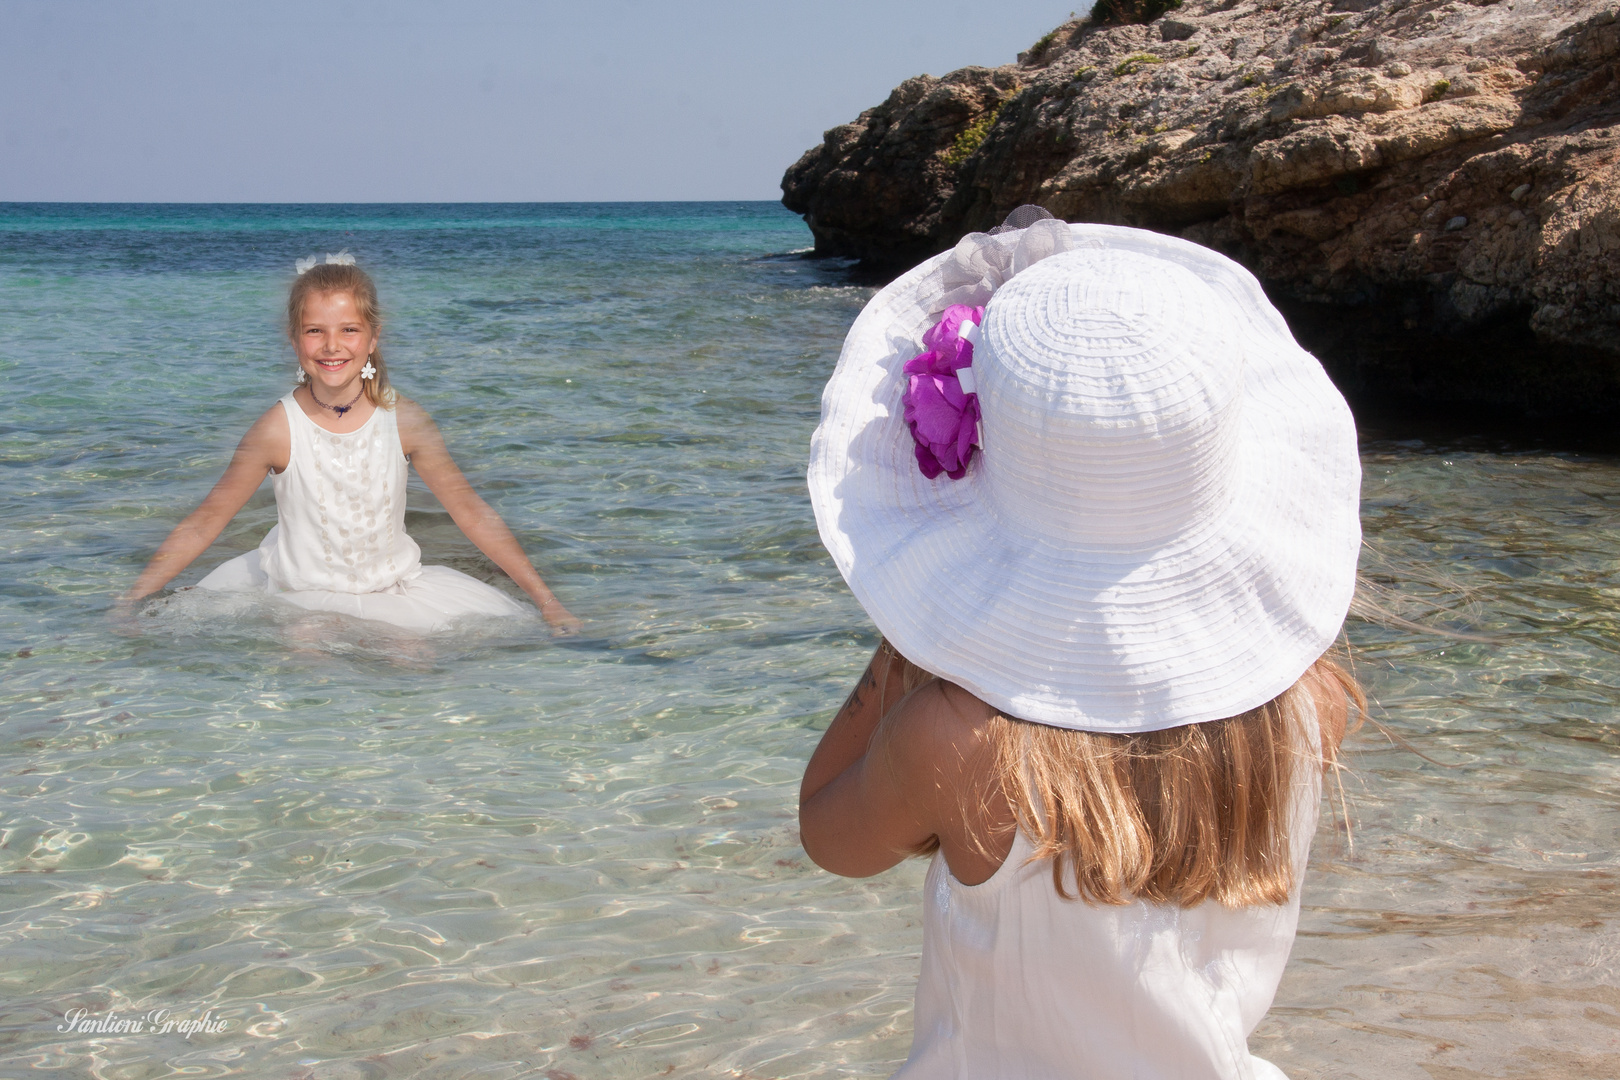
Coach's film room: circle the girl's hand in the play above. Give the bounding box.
[538,595,583,635]
[108,593,144,637]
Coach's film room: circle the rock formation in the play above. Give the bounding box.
[783,0,1620,418]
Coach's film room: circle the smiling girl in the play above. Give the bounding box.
[126,253,580,633]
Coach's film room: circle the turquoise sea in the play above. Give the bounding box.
[1,202,1617,1079]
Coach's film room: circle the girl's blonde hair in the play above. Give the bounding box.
[896,653,1362,908]
[287,263,395,409]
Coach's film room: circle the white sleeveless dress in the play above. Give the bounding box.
[196,394,528,632]
[896,716,1323,1079]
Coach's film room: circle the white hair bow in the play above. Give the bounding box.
[295,250,357,274]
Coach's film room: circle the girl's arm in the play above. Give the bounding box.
[125,405,290,602]
[800,641,912,807]
[800,642,1009,881]
[396,398,581,632]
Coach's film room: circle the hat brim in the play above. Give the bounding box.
[808,224,1360,732]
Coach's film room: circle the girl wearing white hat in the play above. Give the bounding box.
[801,211,1364,1079]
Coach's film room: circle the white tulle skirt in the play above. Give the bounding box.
[196,549,529,633]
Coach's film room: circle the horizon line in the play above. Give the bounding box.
[0,198,794,207]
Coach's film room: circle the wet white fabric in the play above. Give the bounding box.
[896,713,1323,1080]
[196,394,527,632]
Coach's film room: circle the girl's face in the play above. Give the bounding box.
[293,290,379,391]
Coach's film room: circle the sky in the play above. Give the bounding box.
[1,0,1081,203]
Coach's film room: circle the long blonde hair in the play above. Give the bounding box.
[896,653,1361,907]
[287,262,394,408]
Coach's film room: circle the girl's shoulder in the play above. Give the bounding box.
[236,397,293,473]
[391,395,449,459]
[391,393,429,433]
[248,396,293,435]
[878,680,1002,801]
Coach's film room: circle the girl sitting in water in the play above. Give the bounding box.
[801,211,1363,1078]
[127,254,580,634]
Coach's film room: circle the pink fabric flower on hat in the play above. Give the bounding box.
[902,304,985,480]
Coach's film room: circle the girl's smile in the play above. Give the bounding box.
[294,290,378,391]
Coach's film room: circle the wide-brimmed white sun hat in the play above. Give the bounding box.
[807,215,1361,733]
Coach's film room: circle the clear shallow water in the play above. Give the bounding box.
[0,203,1616,1079]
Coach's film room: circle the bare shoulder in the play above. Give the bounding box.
[878,678,1013,881]
[393,394,430,428]
[879,679,1000,787]
[240,401,291,470]
[248,399,290,432]
[392,396,445,456]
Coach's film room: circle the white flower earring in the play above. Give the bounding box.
[296,368,308,385]
[360,357,377,381]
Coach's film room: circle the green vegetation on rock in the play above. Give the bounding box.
[1114,53,1164,76]
[944,105,1003,166]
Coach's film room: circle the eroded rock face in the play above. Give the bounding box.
[782,0,1620,416]
[781,66,1024,267]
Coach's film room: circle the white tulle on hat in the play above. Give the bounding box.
[807,218,1361,732]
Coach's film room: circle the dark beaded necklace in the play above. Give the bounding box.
[308,384,364,418]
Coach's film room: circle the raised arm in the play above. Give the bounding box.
[801,641,913,808]
[800,642,1013,883]
[125,404,290,602]
[396,397,580,632]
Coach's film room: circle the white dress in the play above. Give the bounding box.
[196,393,528,632]
[896,711,1323,1079]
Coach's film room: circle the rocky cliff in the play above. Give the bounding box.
[783,0,1620,418]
